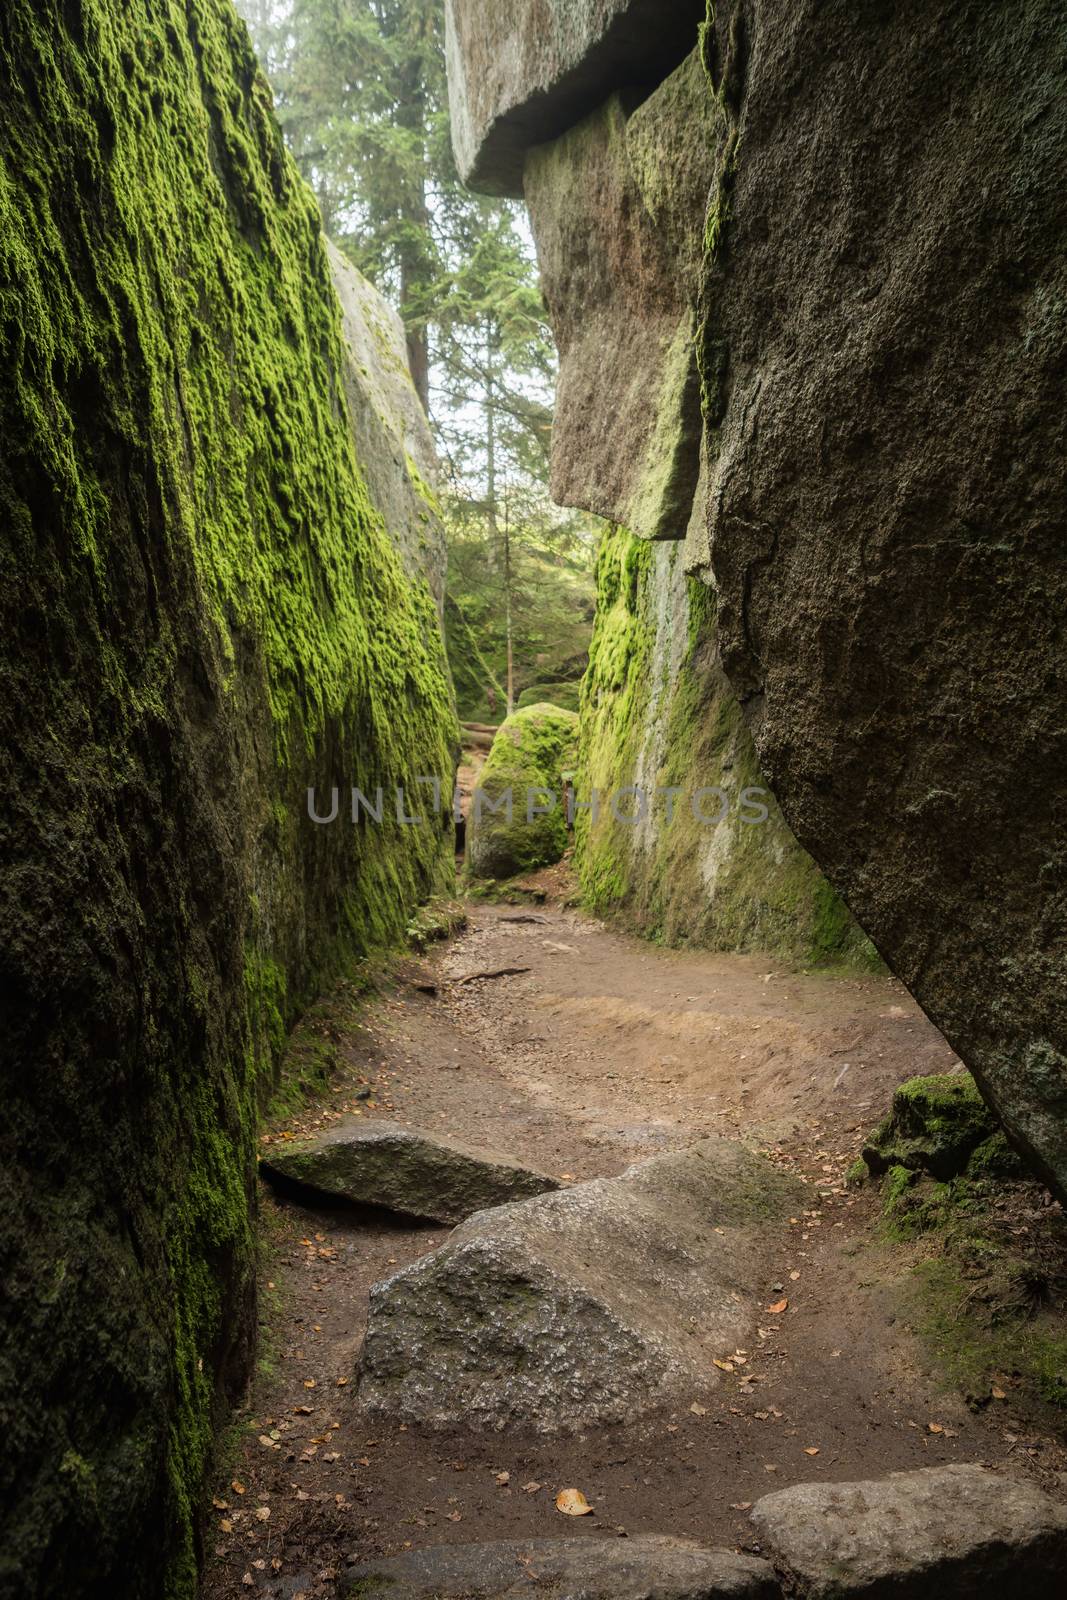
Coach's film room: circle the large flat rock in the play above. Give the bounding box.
[259,1123,559,1225]
[343,1535,779,1599]
[751,1464,1067,1598]
[357,1138,802,1430]
[445,0,706,195]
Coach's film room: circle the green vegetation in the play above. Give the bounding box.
[237,0,596,722]
[576,525,875,966]
[855,1073,1067,1416]
[445,497,596,723]
[0,1,455,1593]
[467,704,579,879]
[877,1163,1067,1416]
[862,1073,1021,1182]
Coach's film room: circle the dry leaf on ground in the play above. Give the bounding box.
[556,1488,594,1516]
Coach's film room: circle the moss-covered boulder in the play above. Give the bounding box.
[467,704,579,879]
[862,1075,1005,1182]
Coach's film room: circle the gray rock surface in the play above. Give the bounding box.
[697,0,1067,1197]
[343,1535,779,1599]
[751,1464,1067,1598]
[448,0,1067,1198]
[259,1122,559,1225]
[445,0,706,195]
[357,1138,802,1430]
[524,65,716,541]
[328,240,447,612]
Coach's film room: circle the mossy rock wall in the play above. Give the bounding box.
[0,3,455,1594]
[576,526,874,965]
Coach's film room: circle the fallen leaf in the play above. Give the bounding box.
[241,1574,254,1588]
[322,1451,340,1463]
[303,1379,316,1390]
[713,1359,735,1372]
[231,1480,246,1496]
[556,1488,594,1517]
[804,1447,820,1457]
[447,1511,463,1522]
[522,1481,542,1494]
[254,1506,271,1522]
[928,1422,944,1434]
[294,1405,314,1415]
[767,1299,789,1315]
[789,1271,801,1282]
[992,1386,1007,1401]
[336,1377,349,1387]
[212,1498,229,1511]
[690,1402,707,1416]
[730,1501,753,1511]
[219,1519,233,1534]
[495,1471,510,1485]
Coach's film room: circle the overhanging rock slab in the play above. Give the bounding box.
[524,50,720,541]
[445,0,706,195]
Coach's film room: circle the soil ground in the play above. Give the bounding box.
[203,883,1067,1599]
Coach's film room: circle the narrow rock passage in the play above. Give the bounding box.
[204,900,1067,1599]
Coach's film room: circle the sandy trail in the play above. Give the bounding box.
[203,900,1064,1599]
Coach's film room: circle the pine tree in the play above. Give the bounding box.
[236,0,597,720]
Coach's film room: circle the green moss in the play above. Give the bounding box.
[868,1127,1067,1415]
[863,1073,1001,1181]
[575,525,872,967]
[0,1,456,1593]
[467,703,579,880]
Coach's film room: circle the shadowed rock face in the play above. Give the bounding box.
[446,0,1067,1197]
[700,0,1067,1196]
[524,51,720,540]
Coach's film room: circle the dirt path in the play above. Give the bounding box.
[203,898,1066,1599]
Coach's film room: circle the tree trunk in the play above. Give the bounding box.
[397,4,433,411]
